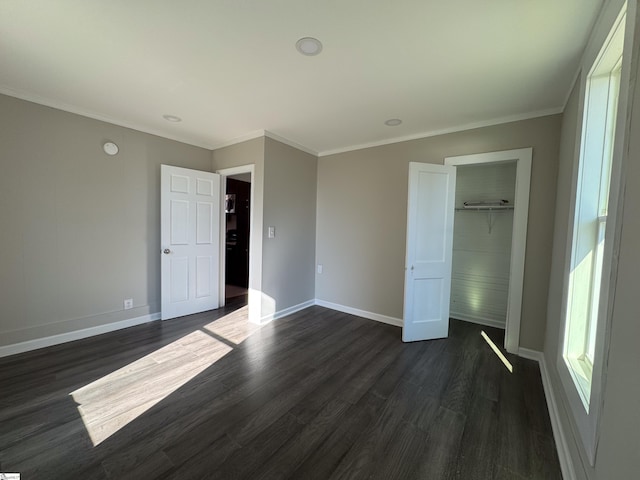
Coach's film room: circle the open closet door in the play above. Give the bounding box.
[403,162,456,342]
[161,165,221,320]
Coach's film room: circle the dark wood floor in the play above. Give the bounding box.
[0,301,561,479]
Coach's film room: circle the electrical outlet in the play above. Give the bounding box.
[317,264,323,274]
[124,298,133,310]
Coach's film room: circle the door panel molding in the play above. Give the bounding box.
[403,162,457,342]
[161,165,221,320]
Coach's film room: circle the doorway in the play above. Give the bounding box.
[217,164,257,316]
[223,173,251,304]
[445,148,532,353]
[449,162,516,328]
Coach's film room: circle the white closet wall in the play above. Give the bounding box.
[450,162,516,328]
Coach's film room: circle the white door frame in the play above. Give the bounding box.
[444,148,532,354]
[217,165,260,323]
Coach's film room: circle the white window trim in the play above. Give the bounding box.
[556,0,636,466]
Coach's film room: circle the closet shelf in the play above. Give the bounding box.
[455,204,514,234]
[455,206,514,211]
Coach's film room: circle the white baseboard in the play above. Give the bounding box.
[2,298,316,357]
[517,347,542,361]
[259,299,315,324]
[518,348,576,480]
[0,312,161,359]
[314,299,403,327]
[450,312,506,329]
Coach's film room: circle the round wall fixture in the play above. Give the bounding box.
[296,37,323,56]
[384,118,402,127]
[103,142,119,155]
[163,114,182,123]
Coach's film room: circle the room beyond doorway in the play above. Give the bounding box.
[224,174,251,303]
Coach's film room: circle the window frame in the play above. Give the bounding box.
[556,0,635,466]
[563,36,623,409]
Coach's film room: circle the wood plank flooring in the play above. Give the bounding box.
[0,301,562,479]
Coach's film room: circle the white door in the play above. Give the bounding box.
[403,162,456,342]
[161,165,221,320]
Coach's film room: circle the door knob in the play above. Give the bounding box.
[163,249,171,254]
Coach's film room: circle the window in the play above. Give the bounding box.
[563,6,625,411]
[557,1,632,465]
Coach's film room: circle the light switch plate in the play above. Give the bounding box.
[268,226,275,238]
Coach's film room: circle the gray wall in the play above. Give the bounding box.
[212,137,317,319]
[0,94,212,346]
[316,115,562,350]
[543,10,640,477]
[595,44,640,476]
[212,137,265,319]
[543,78,590,478]
[0,103,316,348]
[211,137,265,171]
[263,137,317,312]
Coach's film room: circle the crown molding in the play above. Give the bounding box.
[210,130,267,150]
[0,85,215,150]
[211,129,318,156]
[562,66,583,110]
[263,130,318,156]
[1,86,564,160]
[317,107,564,157]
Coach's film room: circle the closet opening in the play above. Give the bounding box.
[450,162,516,330]
[445,148,532,353]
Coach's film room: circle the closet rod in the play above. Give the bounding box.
[454,206,514,211]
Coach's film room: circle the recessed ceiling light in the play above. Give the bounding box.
[163,114,182,123]
[385,118,402,126]
[103,142,119,156]
[296,37,323,56]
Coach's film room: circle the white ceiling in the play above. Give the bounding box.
[0,0,602,156]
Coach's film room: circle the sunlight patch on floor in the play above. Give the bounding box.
[71,323,239,446]
[481,330,513,373]
[202,305,259,344]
